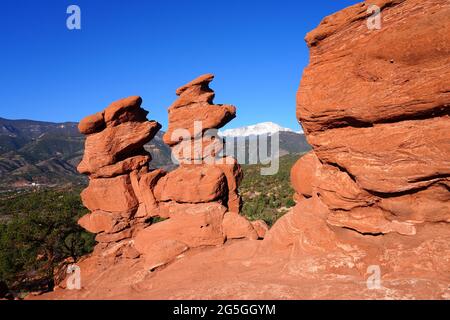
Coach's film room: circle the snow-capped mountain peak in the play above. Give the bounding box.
[219,122,301,138]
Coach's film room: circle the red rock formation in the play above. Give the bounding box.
[75,75,264,274]
[133,75,262,268]
[265,0,450,291]
[156,75,247,218]
[76,97,161,254]
[293,0,450,234]
[163,74,236,146]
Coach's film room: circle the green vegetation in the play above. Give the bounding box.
[0,188,95,294]
[240,153,304,226]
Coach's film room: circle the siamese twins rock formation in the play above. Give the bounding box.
[40,0,449,300]
[76,74,266,271]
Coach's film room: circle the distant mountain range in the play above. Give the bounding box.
[220,122,310,161]
[219,122,303,137]
[0,117,171,189]
[0,117,310,189]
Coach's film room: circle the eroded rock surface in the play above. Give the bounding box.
[292,0,450,235]
[134,74,262,266]
[264,0,450,295]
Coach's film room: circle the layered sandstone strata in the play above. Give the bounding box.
[77,96,161,255]
[295,0,450,234]
[265,0,450,289]
[134,74,266,270]
[156,74,247,216]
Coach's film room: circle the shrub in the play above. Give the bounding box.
[0,189,95,294]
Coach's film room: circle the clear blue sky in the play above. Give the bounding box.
[0,0,359,131]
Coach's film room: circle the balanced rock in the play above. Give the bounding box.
[77,96,163,249]
[73,77,264,288]
[78,111,105,135]
[132,75,262,265]
[156,75,246,215]
[77,121,159,176]
[163,74,236,146]
[103,96,148,127]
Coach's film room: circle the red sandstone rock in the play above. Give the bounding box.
[77,121,160,175]
[292,151,376,211]
[290,151,320,198]
[129,170,143,201]
[171,134,224,164]
[175,73,215,102]
[251,220,269,239]
[216,157,243,213]
[163,74,236,146]
[164,105,235,146]
[294,0,450,234]
[78,111,105,134]
[158,74,244,222]
[89,155,150,178]
[134,204,148,219]
[262,196,337,254]
[134,203,227,251]
[314,163,376,211]
[300,1,450,132]
[154,165,227,203]
[76,81,252,263]
[122,244,141,259]
[155,201,195,218]
[140,240,189,271]
[156,201,220,219]
[103,96,148,127]
[77,211,117,234]
[222,212,258,240]
[378,183,450,223]
[138,169,166,216]
[95,228,133,243]
[77,96,160,176]
[309,117,450,194]
[327,207,416,236]
[81,175,138,213]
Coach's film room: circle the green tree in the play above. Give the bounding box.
[0,189,95,293]
[240,153,305,225]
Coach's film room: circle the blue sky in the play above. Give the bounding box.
[0,0,359,131]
